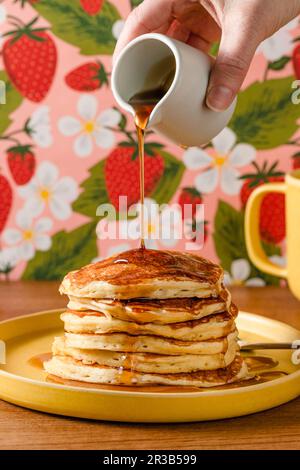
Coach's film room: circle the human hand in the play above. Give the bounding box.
[113,0,300,111]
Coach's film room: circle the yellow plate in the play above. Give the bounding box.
[0,310,299,422]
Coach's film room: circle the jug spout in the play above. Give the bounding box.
[147,106,162,127]
[111,33,178,120]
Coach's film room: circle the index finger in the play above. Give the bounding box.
[113,0,174,63]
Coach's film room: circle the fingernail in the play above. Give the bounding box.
[206,86,234,112]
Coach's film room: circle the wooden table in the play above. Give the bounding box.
[0,282,299,450]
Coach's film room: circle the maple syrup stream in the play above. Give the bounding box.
[129,89,167,249]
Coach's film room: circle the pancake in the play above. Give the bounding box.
[61,305,237,341]
[52,336,238,373]
[44,355,248,387]
[67,288,231,324]
[46,248,248,388]
[60,249,224,299]
[65,330,238,356]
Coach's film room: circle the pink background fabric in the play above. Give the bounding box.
[0,0,299,285]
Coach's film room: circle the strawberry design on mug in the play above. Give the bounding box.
[292,43,300,79]
[292,151,300,170]
[240,161,286,244]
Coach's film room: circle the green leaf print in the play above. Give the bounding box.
[72,159,108,218]
[0,71,23,135]
[229,77,300,149]
[268,56,291,71]
[72,149,185,218]
[130,0,144,8]
[213,200,281,286]
[32,0,120,55]
[210,42,220,57]
[150,149,185,204]
[22,221,98,280]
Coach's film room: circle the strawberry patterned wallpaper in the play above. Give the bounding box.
[0,0,299,285]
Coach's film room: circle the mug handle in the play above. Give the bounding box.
[245,182,288,279]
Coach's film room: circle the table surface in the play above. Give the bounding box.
[0,281,299,450]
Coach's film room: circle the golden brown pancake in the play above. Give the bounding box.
[61,305,237,341]
[67,288,231,324]
[45,248,248,389]
[52,336,238,373]
[64,330,238,356]
[44,355,248,387]
[60,249,224,299]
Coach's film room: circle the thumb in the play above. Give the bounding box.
[206,15,262,111]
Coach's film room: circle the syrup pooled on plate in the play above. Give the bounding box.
[28,352,52,369]
[30,352,287,392]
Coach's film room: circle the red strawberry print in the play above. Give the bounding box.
[178,187,203,219]
[15,1,39,5]
[292,152,300,169]
[178,187,207,243]
[293,44,300,79]
[0,175,13,233]
[2,17,57,103]
[65,62,109,92]
[203,220,208,242]
[185,219,208,244]
[192,220,208,243]
[80,0,104,15]
[7,145,36,186]
[104,142,165,210]
[240,162,285,244]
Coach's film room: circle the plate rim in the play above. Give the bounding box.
[0,309,299,398]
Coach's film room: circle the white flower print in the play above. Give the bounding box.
[183,205,206,250]
[28,106,53,148]
[0,247,19,273]
[58,94,121,158]
[127,199,183,249]
[224,259,266,287]
[140,201,184,249]
[258,18,298,62]
[0,5,6,24]
[3,210,53,261]
[112,20,125,39]
[97,199,184,250]
[0,4,6,48]
[269,255,287,267]
[183,127,256,195]
[18,161,78,221]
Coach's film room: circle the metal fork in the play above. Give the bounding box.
[239,341,300,351]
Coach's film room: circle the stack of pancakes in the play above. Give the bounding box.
[45,249,248,387]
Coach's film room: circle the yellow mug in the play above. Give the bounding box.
[245,170,300,300]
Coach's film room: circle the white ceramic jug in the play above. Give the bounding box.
[112,33,236,147]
